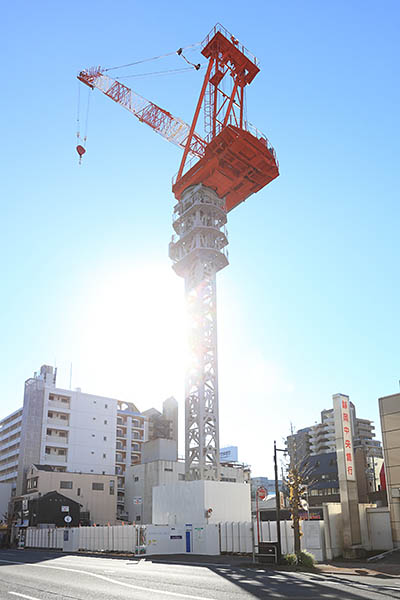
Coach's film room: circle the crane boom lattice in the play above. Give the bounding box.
[77,69,207,157]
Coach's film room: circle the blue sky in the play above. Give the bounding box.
[1,1,399,475]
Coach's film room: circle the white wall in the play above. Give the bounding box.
[366,507,393,551]
[260,520,326,562]
[26,523,220,556]
[60,388,117,475]
[153,480,251,526]
[126,461,185,524]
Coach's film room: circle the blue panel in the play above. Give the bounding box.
[185,531,191,553]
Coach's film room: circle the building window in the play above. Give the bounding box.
[93,417,96,421]
[91,451,94,455]
[45,447,51,454]
[92,483,104,491]
[103,454,106,459]
[48,412,53,418]
[104,420,108,425]
[109,480,115,495]
[105,404,108,409]
[178,474,185,481]
[77,488,81,496]
[92,434,95,438]
[60,415,67,420]
[134,476,139,482]
[58,449,66,455]
[104,436,107,441]
[59,431,67,437]
[60,481,73,489]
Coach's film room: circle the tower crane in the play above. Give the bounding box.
[78,23,279,481]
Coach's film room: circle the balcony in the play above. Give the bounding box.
[46,435,68,447]
[0,459,18,472]
[47,414,70,428]
[0,470,17,482]
[48,400,71,411]
[44,453,67,464]
[0,438,21,451]
[0,448,19,462]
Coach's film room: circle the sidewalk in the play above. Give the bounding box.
[316,560,400,578]
[149,553,400,578]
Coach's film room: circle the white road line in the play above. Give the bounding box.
[0,559,216,600]
[9,593,41,600]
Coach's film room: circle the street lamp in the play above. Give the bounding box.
[274,440,287,560]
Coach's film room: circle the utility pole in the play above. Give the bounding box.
[274,440,286,560]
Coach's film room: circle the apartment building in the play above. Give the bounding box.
[287,401,383,461]
[0,365,153,520]
[0,408,23,487]
[286,396,383,506]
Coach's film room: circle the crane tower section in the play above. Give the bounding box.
[169,183,228,481]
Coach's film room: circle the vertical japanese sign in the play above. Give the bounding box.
[340,396,355,481]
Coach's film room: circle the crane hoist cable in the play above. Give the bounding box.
[103,42,200,72]
[115,65,205,80]
[76,86,92,164]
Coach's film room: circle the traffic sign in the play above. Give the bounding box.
[257,487,268,501]
[64,515,72,523]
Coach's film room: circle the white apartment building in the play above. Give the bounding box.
[0,408,23,486]
[1,365,147,520]
[309,404,383,458]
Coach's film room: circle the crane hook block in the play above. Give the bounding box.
[76,145,86,157]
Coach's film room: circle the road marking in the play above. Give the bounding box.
[9,593,41,600]
[0,559,217,600]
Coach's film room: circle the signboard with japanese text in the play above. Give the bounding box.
[339,396,355,481]
[220,446,238,463]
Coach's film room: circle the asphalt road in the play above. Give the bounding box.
[0,549,399,599]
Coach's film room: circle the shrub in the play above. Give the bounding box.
[284,553,298,565]
[298,550,316,567]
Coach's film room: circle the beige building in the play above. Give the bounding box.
[24,464,117,525]
[379,393,400,547]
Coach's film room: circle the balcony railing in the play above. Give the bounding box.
[44,454,67,464]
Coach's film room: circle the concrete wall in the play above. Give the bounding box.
[152,480,251,526]
[125,460,185,524]
[0,483,12,520]
[366,507,393,551]
[379,393,400,547]
[323,502,393,558]
[141,439,178,464]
